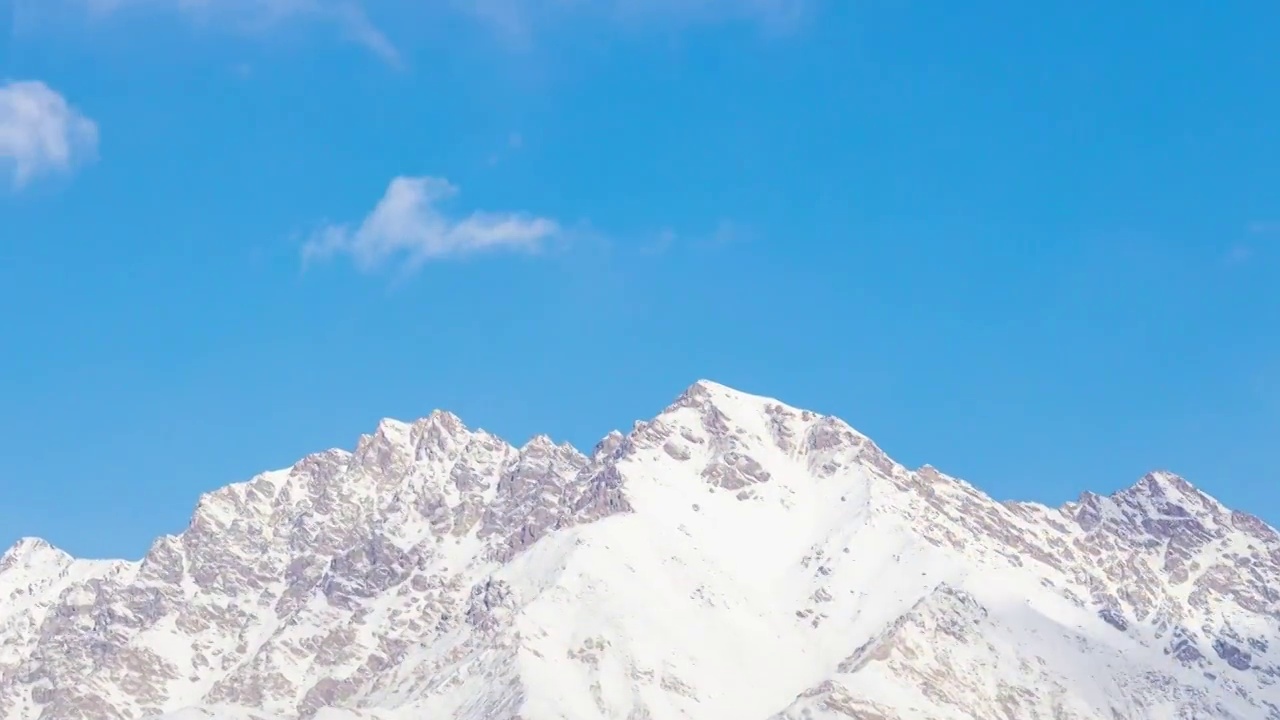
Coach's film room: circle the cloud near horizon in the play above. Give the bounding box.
[0,81,99,189]
[302,176,561,273]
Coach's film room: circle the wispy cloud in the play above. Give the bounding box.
[642,219,750,254]
[705,218,749,247]
[462,0,814,39]
[486,131,525,167]
[26,0,814,62]
[1225,244,1254,265]
[302,176,560,273]
[1225,221,1279,265]
[641,227,678,255]
[611,0,812,30]
[0,80,99,189]
[42,0,399,64]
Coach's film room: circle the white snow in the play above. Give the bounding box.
[3,380,1277,720]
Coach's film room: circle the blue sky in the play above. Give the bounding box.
[2,1,1277,560]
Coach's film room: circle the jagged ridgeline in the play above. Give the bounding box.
[3,381,1278,720]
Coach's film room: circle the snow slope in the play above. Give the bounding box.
[2,381,1278,720]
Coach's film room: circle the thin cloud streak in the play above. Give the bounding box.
[1225,245,1254,265]
[36,0,400,64]
[638,219,750,255]
[456,0,816,40]
[21,0,817,62]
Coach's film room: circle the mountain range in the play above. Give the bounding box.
[2,380,1278,719]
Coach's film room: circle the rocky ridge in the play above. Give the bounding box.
[1,380,1277,719]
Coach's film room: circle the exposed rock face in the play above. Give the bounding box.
[2,380,1277,720]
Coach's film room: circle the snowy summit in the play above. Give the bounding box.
[2,381,1278,719]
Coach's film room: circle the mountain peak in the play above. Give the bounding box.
[419,408,465,432]
[0,536,67,568]
[1064,470,1242,541]
[668,378,789,418]
[1130,470,1196,496]
[679,378,758,402]
[685,377,734,394]
[520,433,561,452]
[3,536,52,555]
[1114,470,1226,515]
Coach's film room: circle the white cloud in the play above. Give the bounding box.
[303,176,560,272]
[0,81,99,189]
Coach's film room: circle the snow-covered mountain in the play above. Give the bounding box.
[3,380,1278,720]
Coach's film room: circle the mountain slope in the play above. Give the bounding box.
[2,381,1278,720]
